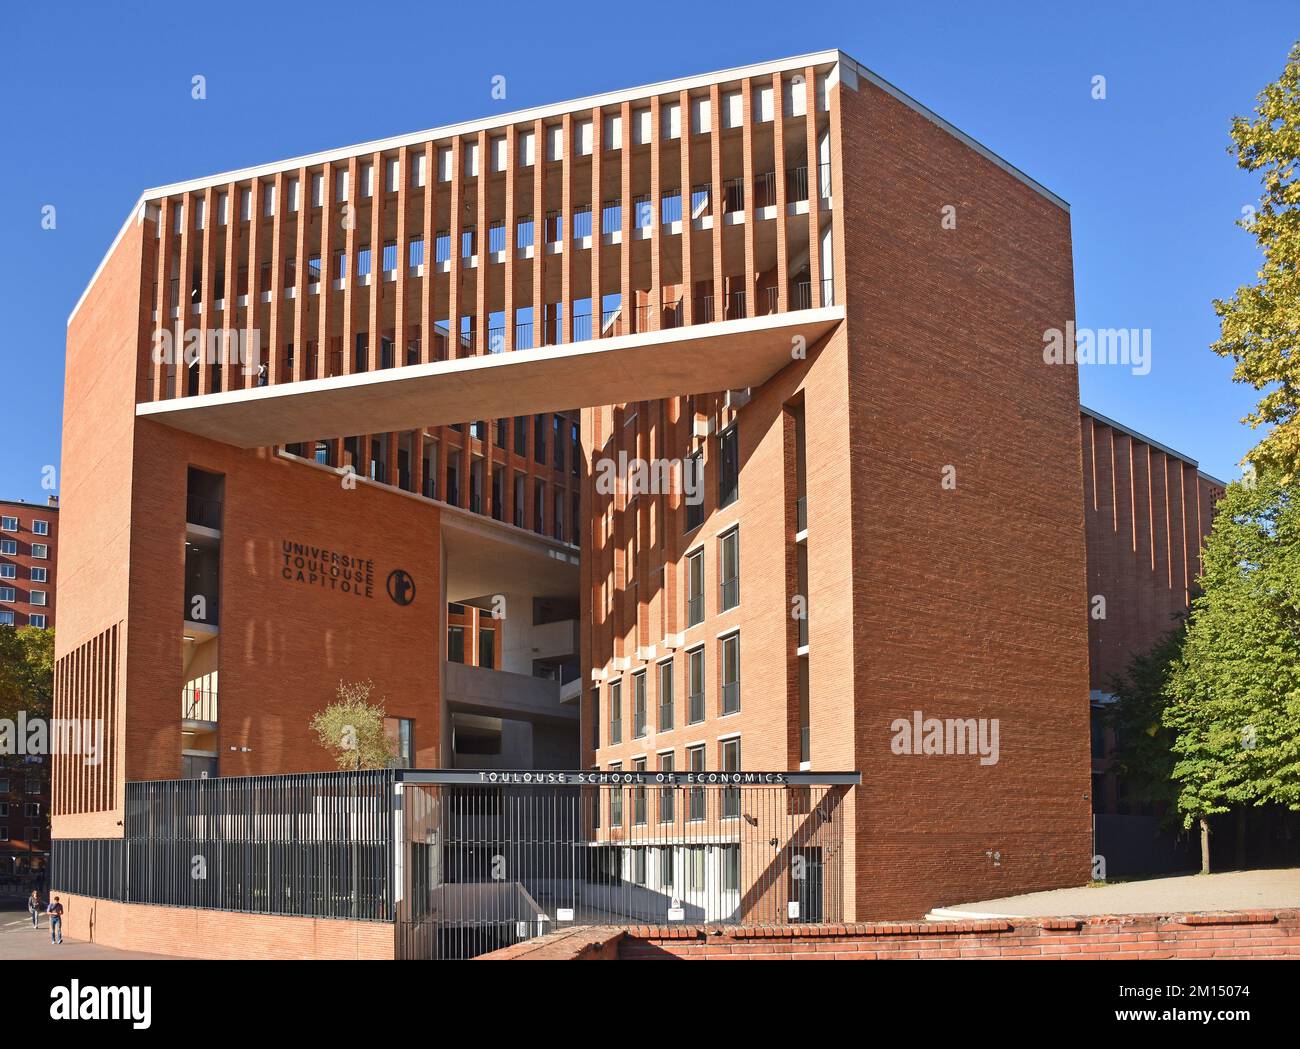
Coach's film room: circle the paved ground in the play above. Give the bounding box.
[0,906,174,960]
[930,867,1300,919]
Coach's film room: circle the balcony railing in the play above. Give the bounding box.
[182,686,217,723]
[186,496,222,531]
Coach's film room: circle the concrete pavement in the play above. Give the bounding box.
[930,867,1300,919]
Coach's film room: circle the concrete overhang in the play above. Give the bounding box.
[135,307,845,448]
[441,507,579,603]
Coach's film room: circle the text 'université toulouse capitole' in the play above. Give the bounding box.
[55,47,1222,919]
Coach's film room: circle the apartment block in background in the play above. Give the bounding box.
[0,496,58,629]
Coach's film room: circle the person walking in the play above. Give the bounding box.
[27,890,41,928]
[47,896,63,945]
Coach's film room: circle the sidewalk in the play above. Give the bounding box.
[930,867,1300,919]
[0,913,175,960]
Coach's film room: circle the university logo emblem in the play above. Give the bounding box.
[386,569,416,606]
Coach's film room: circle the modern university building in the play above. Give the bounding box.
[50,49,1222,958]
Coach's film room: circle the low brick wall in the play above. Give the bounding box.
[480,910,1300,960]
[477,926,625,960]
[52,894,396,960]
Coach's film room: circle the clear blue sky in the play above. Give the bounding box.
[1,0,1293,501]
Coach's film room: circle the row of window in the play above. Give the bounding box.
[0,612,47,628]
[686,526,740,628]
[0,516,50,535]
[0,827,43,842]
[0,539,49,557]
[596,842,741,895]
[0,776,42,794]
[602,739,742,828]
[0,802,41,817]
[683,425,739,533]
[0,565,47,581]
[600,633,740,747]
[0,588,47,604]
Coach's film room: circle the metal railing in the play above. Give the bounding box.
[52,771,396,921]
[395,771,856,959]
[52,769,859,960]
[182,686,218,723]
[185,495,222,531]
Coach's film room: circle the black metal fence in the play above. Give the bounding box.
[53,771,395,921]
[396,772,855,960]
[52,769,857,959]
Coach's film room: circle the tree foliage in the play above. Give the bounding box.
[1106,622,1187,821]
[1213,41,1300,480]
[310,680,395,770]
[1165,470,1300,832]
[0,626,55,722]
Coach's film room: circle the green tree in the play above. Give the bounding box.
[310,680,395,770]
[1213,41,1300,480]
[0,626,55,722]
[1106,622,1187,819]
[1165,470,1300,872]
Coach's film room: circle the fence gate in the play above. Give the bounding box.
[394,770,857,960]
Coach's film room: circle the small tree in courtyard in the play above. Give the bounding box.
[310,680,395,770]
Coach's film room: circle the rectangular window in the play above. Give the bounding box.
[478,628,495,669]
[27,614,45,628]
[633,671,647,739]
[534,415,547,464]
[609,762,623,827]
[29,591,46,607]
[591,689,600,750]
[684,451,704,532]
[30,567,46,583]
[686,548,704,627]
[0,540,16,556]
[688,647,705,724]
[721,633,740,715]
[659,751,675,823]
[720,527,739,611]
[0,612,13,626]
[32,520,49,536]
[0,565,12,579]
[631,845,646,885]
[658,845,674,890]
[657,659,674,732]
[1,516,17,531]
[688,745,705,822]
[633,757,647,825]
[720,844,740,892]
[687,846,705,891]
[609,680,622,745]
[514,416,527,456]
[447,625,465,664]
[31,544,48,560]
[722,738,741,818]
[718,426,739,508]
[0,587,15,603]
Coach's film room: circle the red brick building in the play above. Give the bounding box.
[0,496,58,630]
[50,49,1187,953]
[1080,407,1225,856]
[1,496,57,879]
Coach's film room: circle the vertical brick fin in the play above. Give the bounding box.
[51,623,121,819]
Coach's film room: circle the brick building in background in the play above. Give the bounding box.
[48,49,1230,956]
[1080,407,1225,875]
[0,495,58,879]
[0,496,58,629]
